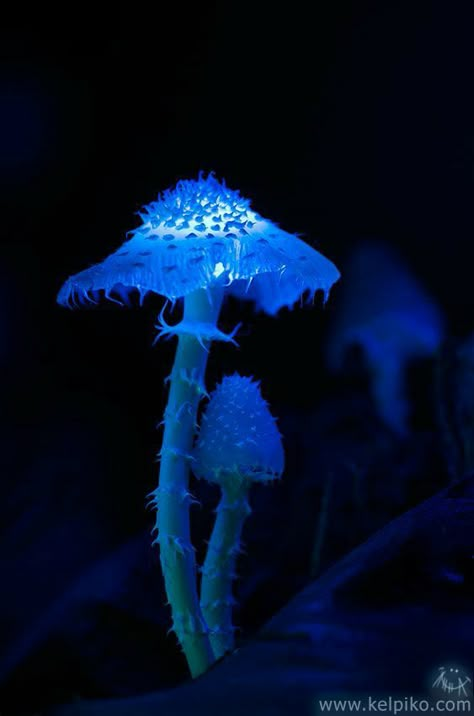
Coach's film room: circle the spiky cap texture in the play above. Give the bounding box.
[193,374,284,486]
[57,174,340,315]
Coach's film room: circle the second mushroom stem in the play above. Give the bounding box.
[200,480,251,660]
[153,288,223,678]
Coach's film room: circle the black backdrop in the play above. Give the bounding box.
[2,1,474,407]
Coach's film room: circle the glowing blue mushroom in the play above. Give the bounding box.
[58,174,339,314]
[193,374,284,659]
[57,174,339,677]
[326,241,443,433]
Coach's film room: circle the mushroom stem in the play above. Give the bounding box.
[200,479,251,659]
[153,288,223,678]
[371,355,408,434]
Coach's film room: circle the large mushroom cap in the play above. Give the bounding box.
[193,374,284,486]
[57,175,340,315]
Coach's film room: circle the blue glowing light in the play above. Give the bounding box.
[327,241,443,432]
[193,374,284,484]
[57,174,340,315]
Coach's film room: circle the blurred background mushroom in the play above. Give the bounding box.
[326,241,444,434]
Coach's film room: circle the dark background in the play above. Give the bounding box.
[3,0,474,405]
[3,0,474,404]
[1,1,473,714]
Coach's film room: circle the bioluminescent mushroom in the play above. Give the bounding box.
[193,374,284,659]
[57,174,340,677]
[326,241,443,433]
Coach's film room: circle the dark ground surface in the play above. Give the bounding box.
[1,383,470,715]
[46,476,474,716]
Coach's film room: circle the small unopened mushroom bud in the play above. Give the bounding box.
[193,374,284,659]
